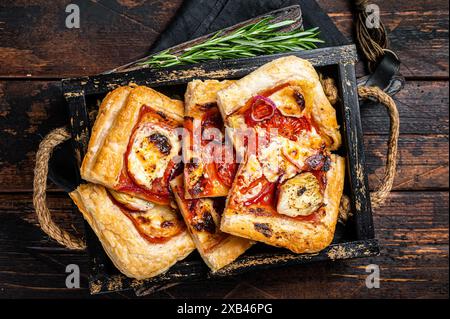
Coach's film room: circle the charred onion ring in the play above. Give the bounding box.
[250,95,276,122]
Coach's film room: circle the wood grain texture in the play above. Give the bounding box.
[365,135,449,191]
[0,191,447,298]
[316,0,449,78]
[0,0,448,298]
[0,81,66,192]
[0,0,448,78]
[0,0,183,77]
[361,81,449,135]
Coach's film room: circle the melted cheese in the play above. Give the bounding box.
[185,159,204,190]
[281,137,321,174]
[277,172,323,217]
[296,126,324,150]
[131,204,182,238]
[257,137,282,183]
[191,199,220,244]
[269,85,304,118]
[240,154,262,187]
[127,123,181,189]
[109,190,154,211]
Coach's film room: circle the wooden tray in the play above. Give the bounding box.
[62,44,379,295]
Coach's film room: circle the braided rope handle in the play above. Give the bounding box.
[321,78,399,210]
[33,127,86,250]
[33,84,398,249]
[357,86,399,208]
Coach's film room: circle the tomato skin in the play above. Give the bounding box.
[244,108,311,141]
[214,143,238,187]
[237,176,276,207]
[263,110,311,139]
[215,161,238,188]
[240,84,314,141]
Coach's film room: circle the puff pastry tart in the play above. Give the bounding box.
[216,56,345,253]
[183,80,238,198]
[69,184,195,279]
[81,86,184,206]
[171,175,253,271]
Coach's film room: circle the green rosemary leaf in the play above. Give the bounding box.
[140,16,323,68]
[266,19,296,30]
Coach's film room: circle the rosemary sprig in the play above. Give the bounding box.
[140,17,324,68]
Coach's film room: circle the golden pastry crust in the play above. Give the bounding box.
[202,236,253,272]
[183,80,237,198]
[80,86,133,179]
[69,184,195,280]
[170,176,253,271]
[216,56,341,150]
[220,154,345,253]
[80,86,184,202]
[185,79,235,117]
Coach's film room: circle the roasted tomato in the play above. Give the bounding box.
[240,176,276,207]
[214,144,238,188]
[244,105,311,141]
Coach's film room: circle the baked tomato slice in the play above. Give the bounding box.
[240,176,276,207]
[214,144,238,188]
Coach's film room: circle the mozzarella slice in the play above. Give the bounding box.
[277,172,323,217]
[109,190,154,211]
[269,85,305,118]
[127,123,181,189]
[130,204,183,239]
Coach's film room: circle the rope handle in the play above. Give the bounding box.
[33,127,86,250]
[357,86,399,208]
[321,78,399,211]
[32,85,398,249]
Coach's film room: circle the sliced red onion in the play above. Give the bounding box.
[250,95,276,122]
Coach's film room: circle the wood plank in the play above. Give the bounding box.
[0,0,183,77]
[317,0,449,78]
[0,191,447,298]
[0,194,167,298]
[167,191,449,299]
[0,80,448,192]
[0,0,447,78]
[365,135,449,191]
[0,0,447,300]
[361,81,449,135]
[0,81,66,192]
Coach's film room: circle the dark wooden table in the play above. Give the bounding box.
[0,0,448,299]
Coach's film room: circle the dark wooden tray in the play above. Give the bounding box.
[62,43,379,295]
